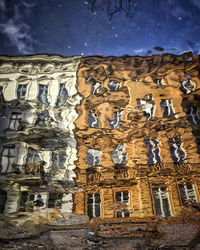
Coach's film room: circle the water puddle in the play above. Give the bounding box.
[0,53,200,248]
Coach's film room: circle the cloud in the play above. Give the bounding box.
[191,0,200,10]
[0,0,6,11]
[171,6,189,18]
[133,48,145,53]
[0,1,36,54]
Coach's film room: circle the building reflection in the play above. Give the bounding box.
[0,55,81,216]
[0,54,200,232]
[0,189,73,214]
[73,55,200,223]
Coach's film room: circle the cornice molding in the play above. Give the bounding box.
[0,54,82,74]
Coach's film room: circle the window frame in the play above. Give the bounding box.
[108,80,121,91]
[37,84,49,105]
[8,112,22,130]
[160,99,176,118]
[168,137,186,163]
[0,145,16,173]
[111,144,127,164]
[144,138,162,165]
[151,187,172,218]
[115,190,130,218]
[178,182,198,205]
[17,83,28,99]
[51,149,66,169]
[56,83,68,107]
[87,192,101,219]
[87,148,102,166]
[26,148,40,164]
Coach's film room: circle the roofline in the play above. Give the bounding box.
[0,54,83,62]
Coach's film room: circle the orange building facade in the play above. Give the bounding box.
[74,53,200,223]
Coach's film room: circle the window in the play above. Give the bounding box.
[35,110,50,127]
[152,77,163,85]
[52,150,66,169]
[48,192,63,208]
[115,191,130,218]
[160,99,176,118]
[108,80,120,91]
[26,148,40,164]
[54,112,62,128]
[108,109,123,129]
[92,82,102,94]
[152,187,172,217]
[87,193,101,218]
[168,137,186,163]
[86,76,102,94]
[87,149,102,166]
[20,191,29,211]
[111,144,127,164]
[0,86,6,118]
[179,183,197,204]
[186,107,200,126]
[9,112,21,130]
[144,138,161,165]
[56,83,68,107]
[37,84,48,105]
[0,190,7,213]
[196,138,200,154]
[88,111,99,128]
[0,145,15,173]
[19,192,35,212]
[137,94,155,120]
[193,130,200,154]
[17,84,27,99]
[180,80,194,94]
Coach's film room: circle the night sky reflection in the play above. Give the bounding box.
[0,0,200,56]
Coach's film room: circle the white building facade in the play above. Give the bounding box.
[0,55,82,183]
